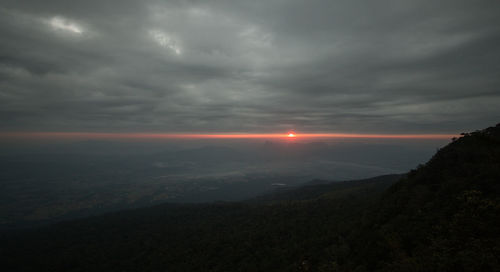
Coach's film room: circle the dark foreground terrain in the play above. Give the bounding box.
[1,124,499,271]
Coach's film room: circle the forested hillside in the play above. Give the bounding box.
[1,124,499,271]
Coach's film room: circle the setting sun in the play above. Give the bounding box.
[288,132,296,137]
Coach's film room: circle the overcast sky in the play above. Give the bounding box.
[1,0,499,134]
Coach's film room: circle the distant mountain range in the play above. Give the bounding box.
[1,124,499,271]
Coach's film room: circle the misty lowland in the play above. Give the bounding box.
[0,138,437,230]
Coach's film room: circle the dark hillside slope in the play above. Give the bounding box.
[1,124,499,271]
[357,124,500,271]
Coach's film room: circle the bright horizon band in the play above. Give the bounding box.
[0,132,458,140]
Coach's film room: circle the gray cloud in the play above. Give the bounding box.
[0,0,499,133]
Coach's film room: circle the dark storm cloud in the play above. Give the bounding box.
[0,0,499,133]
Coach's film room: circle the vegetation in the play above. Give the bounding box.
[1,124,499,271]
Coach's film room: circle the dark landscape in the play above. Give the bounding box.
[1,125,499,271]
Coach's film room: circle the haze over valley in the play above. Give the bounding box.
[0,137,446,229]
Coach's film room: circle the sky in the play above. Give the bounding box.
[1,0,499,136]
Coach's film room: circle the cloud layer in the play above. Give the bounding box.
[1,0,499,133]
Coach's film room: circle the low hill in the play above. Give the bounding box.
[1,124,499,271]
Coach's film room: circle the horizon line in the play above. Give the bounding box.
[0,132,458,140]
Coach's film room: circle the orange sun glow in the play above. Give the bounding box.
[0,132,459,140]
